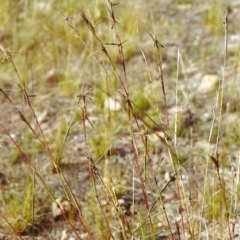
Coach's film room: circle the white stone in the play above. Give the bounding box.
[52,197,72,220]
[198,74,219,94]
[104,97,121,111]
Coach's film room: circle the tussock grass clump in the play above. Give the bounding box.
[0,0,239,239]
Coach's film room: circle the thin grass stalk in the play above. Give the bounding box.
[234,152,240,212]
[146,30,187,239]
[62,16,110,238]
[128,121,154,231]
[104,3,156,236]
[138,44,164,125]
[143,130,148,182]
[79,3,189,238]
[132,210,164,239]
[0,46,72,201]
[214,12,231,238]
[56,98,81,164]
[130,159,136,238]
[110,186,130,240]
[80,8,151,216]
[176,48,188,238]
[107,0,128,89]
[125,101,160,235]
[0,213,25,240]
[77,88,93,147]
[200,84,219,237]
[200,12,229,238]
[228,157,235,218]
[138,29,170,140]
[148,24,169,130]
[66,9,129,239]
[214,12,228,155]
[5,52,93,237]
[174,47,189,238]
[142,132,158,238]
[60,17,100,236]
[144,132,175,238]
[74,213,95,240]
[110,179,132,239]
[0,80,76,228]
[210,153,232,239]
[61,174,93,237]
[59,172,95,239]
[148,25,187,239]
[31,172,35,237]
[0,124,83,239]
[87,156,115,239]
[137,211,144,238]
[151,169,175,237]
[174,48,180,157]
